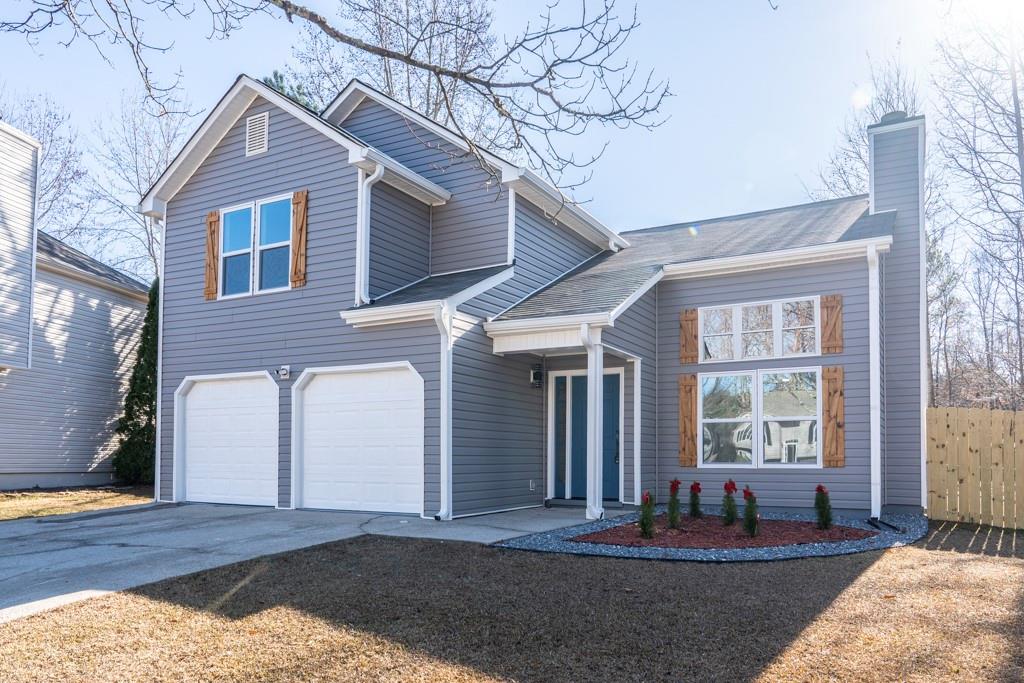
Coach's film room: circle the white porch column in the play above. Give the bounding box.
[581,323,605,520]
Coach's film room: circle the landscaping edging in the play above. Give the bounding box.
[494,507,929,562]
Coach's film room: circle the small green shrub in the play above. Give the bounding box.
[815,484,833,530]
[639,490,655,538]
[722,479,738,526]
[742,486,759,537]
[689,481,702,518]
[667,479,682,529]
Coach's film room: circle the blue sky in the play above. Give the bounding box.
[0,0,950,230]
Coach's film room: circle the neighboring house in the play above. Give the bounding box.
[0,121,148,489]
[141,76,924,520]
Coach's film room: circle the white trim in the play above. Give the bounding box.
[868,131,876,214]
[485,312,612,335]
[696,367,823,470]
[216,195,295,300]
[868,245,882,518]
[919,119,928,509]
[662,236,893,281]
[434,304,454,520]
[507,187,516,264]
[172,370,278,503]
[244,112,269,156]
[698,296,821,364]
[340,267,514,329]
[0,120,41,149]
[322,80,624,252]
[155,211,167,502]
[288,361,426,517]
[546,366,625,506]
[632,357,642,505]
[26,137,40,370]
[610,269,664,322]
[348,146,450,206]
[139,76,446,218]
[452,503,543,519]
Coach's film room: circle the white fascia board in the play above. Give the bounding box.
[341,267,514,329]
[324,80,517,174]
[503,167,630,251]
[484,311,613,336]
[0,120,41,149]
[349,146,451,206]
[139,75,440,218]
[609,269,663,322]
[661,236,894,280]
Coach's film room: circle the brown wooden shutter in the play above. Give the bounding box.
[290,189,309,288]
[821,294,843,354]
[204,211,220,301]
[679,308,698,364]
[822,366,845,467]
[678,374,698,467]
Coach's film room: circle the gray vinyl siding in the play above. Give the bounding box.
[603,288,658,503]
[0,266,143,487]
[451,317,545,515]
[159,96,442,514]
[463,197,602,318]
[0,126,37,369]
[874,125,923,507]
[657,259,872,511]
[341,99,508,273]
[368,181,430,298]
[448,199,602,515]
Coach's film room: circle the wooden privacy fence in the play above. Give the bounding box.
[927,407,1024,530]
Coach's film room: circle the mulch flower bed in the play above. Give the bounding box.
[573,513,877,549]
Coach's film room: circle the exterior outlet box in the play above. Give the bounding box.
[529,479,536,491]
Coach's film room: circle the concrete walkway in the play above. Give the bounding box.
[0,503,612,624]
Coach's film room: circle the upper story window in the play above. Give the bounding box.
[699,296,820,363]
[219,195,292,298]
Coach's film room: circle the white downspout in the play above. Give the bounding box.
[581,322,605,520]
[355,164,384,305]
[868,244,882,519]
[433,301,454,520]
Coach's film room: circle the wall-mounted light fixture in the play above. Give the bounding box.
[530,364,543,388]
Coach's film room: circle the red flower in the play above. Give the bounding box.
[690,481,701,495]
[669,478,682,496]
[743,486,754,501]
[724,479,738,495]
[641,491,652,506]
[816,484,828,495]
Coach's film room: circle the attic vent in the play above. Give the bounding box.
[245,112,269,156]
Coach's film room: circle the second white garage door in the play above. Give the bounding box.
[295,364,423,513]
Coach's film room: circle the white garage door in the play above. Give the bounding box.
[298,366,423,513]
[183,375,278,506]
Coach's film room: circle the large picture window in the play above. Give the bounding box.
[699,368,821,468]
[219,194,293,298]
[700,297,820,363]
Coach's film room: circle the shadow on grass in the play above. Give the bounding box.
[130,535,881,681]
[921,520,1024,559]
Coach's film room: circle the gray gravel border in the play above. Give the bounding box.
[494,507,928,562]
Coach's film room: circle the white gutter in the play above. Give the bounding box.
[867,244,882,518]
[354,164,385,305]
[661,236,894,280]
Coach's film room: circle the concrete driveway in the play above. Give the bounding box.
[0,502,607,623]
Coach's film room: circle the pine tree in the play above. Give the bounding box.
[112,279,159,484]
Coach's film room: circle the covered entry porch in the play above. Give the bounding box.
[484,315,644,520]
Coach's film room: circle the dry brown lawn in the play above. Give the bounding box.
[0,521,1022,682]
[0,485,153,521]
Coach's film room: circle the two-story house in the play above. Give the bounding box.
[141,76,925,520]
[0,121,148,488]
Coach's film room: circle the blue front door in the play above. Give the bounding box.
[553,373,620,501]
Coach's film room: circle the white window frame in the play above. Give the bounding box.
[697,366,823,469]
[698,296,821,364]
[254,193,294,295]
[218,201,256,300]
[217,194,293,300]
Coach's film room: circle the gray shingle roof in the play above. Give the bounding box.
[36,231,149,294]
[497,195,894,321]
[356,264,511,308]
